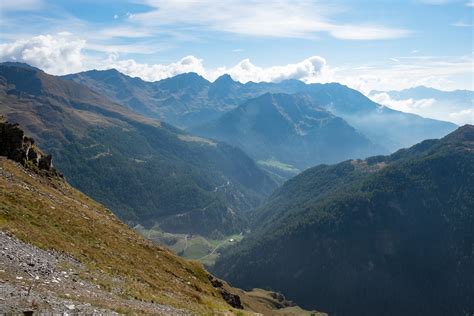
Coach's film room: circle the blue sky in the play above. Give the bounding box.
[0,0,473,95]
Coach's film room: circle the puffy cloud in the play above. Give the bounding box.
[0,34,85,75]
[103,54,329,84]
[107,55,207,81]
[370,92,436,112]
[212,56,328,83]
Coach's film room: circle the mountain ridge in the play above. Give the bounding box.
[63,67,457,152]
[213,125,474,316]
[0,62,278,237]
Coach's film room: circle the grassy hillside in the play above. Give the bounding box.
[0,120,319,315]
[0,157,237,314]
[214,125,474,316]
[0,63,278,237]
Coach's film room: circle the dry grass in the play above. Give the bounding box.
[0,158,242,314]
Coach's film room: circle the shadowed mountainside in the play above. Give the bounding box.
[213,125,474,316]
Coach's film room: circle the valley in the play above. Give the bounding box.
[1,2,472,315]
[135,225,244,267]
[0,119,321,315]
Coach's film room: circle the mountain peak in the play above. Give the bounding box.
[157,72,210,90]
[171,72,208,82]
[214,73,236,84]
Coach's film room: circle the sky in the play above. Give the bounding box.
[0,0,473,123]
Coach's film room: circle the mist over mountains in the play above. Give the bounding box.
[65,67,457,171]
[1,61,472,315]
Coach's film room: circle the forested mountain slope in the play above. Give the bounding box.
[0,63,278,236]
[213,125,474,316]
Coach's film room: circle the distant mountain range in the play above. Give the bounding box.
[213,125,474,316]
[0,62,278,237]
[64,69,457,154]
[370,86,474,126]
[192,93,383,171]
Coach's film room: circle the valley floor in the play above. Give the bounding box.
[135,226,244,267]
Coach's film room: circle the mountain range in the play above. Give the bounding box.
[192,93,383,171]
[213,125,474,316]
[64,69,457,153]
[0,63,278,237]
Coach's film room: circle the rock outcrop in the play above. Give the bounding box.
[208,275,243,309]
[0,117,57,175]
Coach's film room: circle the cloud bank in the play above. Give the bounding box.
[0,34,85,75]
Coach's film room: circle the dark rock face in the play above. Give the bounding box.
[208,275,243,309]
[220,290,243,309]
[0,119,56,174]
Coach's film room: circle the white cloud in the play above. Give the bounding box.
[213,56,328,83]
[0,33,85,75]
[102,53,329,84]
[130,0,411,40]
[334,55,474,94]
[370,92,436,112]
[107,55,207,81]
[450,109,474,124]
[326,24,410,40]
[370,92,474,125]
